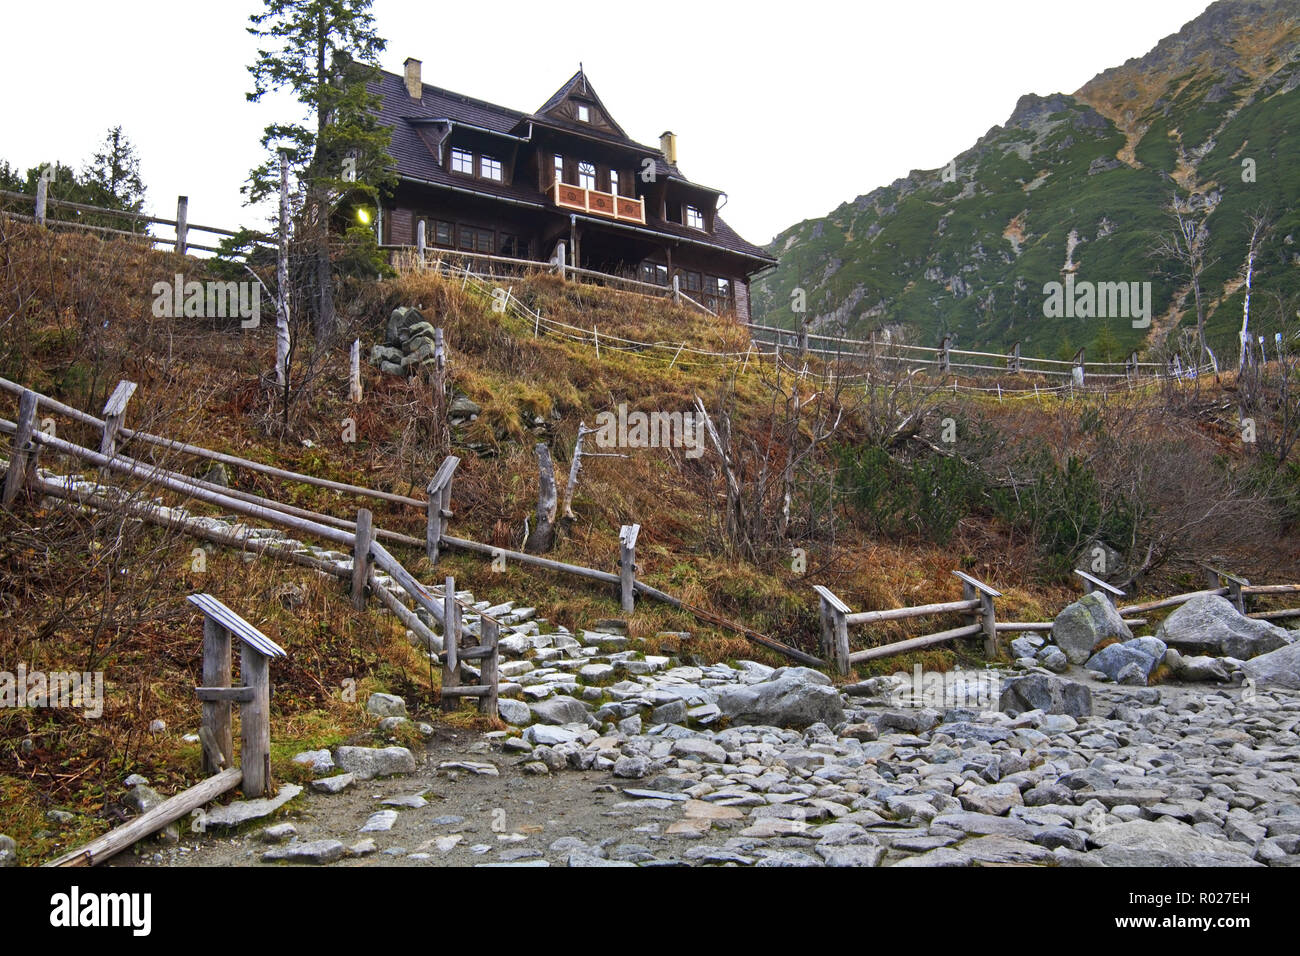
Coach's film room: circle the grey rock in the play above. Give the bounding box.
[258,823,298,844]
[204,784,303,828]
[1000,673,1092,718]
[1052,592,1133,663]
[1241,640,1300,689]
[262,839,345,864]
[310,773,355,795]
[529,696,590,725]
[1037,646,1070,673]
[613,755,651,779]
[1156,594,1293,660]
[670,738,727,764]
[716,669,844,729]
[292,749,335,774]
[1085,637,1166,683]
[496,698,531,726]
[0,835,16,867]
[652,700,689,725]
[123,784,164,815]
[334,746,417,779]
[366,692,407,718]
[816,843,885,867]
[359,810,399,833]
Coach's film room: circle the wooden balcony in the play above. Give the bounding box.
[549,180,645,225]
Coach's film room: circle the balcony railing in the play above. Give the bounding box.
[548,180,645,225]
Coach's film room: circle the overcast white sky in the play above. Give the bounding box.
[1,0,1211,245]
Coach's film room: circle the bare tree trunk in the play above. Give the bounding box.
[562,423,592,522]
[525,442,557,554]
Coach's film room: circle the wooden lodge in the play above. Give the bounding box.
[373,60,777,319]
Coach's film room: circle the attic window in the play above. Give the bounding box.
[685,205,704,229]
[480,156,503,181]
[577,104,590,122]
[451,148,474,175]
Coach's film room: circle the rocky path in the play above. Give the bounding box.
[40,471,1300,867]
[111,658,1300,868]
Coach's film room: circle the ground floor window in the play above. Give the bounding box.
[640,262,669,286]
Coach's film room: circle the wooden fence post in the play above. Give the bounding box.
[240,644,271,797]
[939,335,952,373]
[555,240,566,278]
[1010,341,1021,374]
[426,456,460,562]
[2,389,38,506]
[813,586,851,675]
[1072,348,1086,387]
[99,380,137,459]
[35,176,48,226]
[672,274,681,304]
[441,576,459,711]
[416,219,427,265]
[619,523,640,613]
[953,571,1002,658]
[350,339,363,403]
[352,508,373,609]
[175,196,189,255]
[200,616,232,774]
[479,616,500,717]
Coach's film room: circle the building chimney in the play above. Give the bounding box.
[659,130,677,166]
[404,58,423,99]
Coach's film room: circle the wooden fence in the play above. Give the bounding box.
[1,188,268,255]
[0,376,817,677]
[816,562,1300,674]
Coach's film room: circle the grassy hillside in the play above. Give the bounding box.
[753,0,1300,364]
[2,215,1297,862]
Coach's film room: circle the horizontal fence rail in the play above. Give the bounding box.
[1,189,270,255]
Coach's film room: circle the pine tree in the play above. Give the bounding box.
[82,127,146,213]
[245,0,394,344]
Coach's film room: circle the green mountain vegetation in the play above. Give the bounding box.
[753,0,1300,364]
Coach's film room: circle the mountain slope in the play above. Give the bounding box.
[753,0,1300,362]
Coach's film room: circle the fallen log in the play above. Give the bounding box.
[44,767,243,867]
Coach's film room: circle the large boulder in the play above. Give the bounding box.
[1051,592,1133,664]
[529,695,591,726]
[1155,594,1293,660]
[333,746,416,780]
[716,667,843,729]
[1088,818,1257,867]
[999,674,1092,718]
[1084,636,1166,684]
[1241,640,1300,689]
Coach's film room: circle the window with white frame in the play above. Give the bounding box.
[609,170,620,196]
[480,155,502,181]
[576,104,590,122]
[553,154,564,185]
[451,148,474,175]
[685,205,704,229]
[578,161,596,190]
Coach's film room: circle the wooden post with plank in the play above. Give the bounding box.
[1074,568,1125,608]
[952,570,1001,658]
[1204,564,1250,614]
[426,455,460,563]
[813,585,851,675]
[99,380,137,459]
[189,593,287,798]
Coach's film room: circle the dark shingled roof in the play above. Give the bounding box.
[373,69,775,264]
